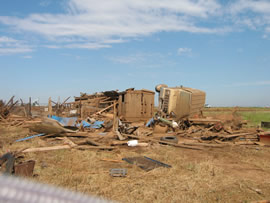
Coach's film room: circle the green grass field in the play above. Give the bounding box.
[203,108,270,129]
[240,111,270,128]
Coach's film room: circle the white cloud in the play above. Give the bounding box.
[0,36,17,43]
[230,0,270,14]
[229,0,270,33]
[177,48,192,56]
[0,0,226,49]
[0,36,33,55]
[0,0,270,51]
[108,54,145,64]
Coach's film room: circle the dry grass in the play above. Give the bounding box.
[1,125,270,202]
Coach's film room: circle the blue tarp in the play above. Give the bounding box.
[89,121,104,128]
[51,115,78,127]
[50,115,104,129]
[15,133,46,142]
[146,118,155,127]
[81,120,104,128]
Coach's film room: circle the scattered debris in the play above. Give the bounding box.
[110,168,127,177]
[261,121,270,128]
[15,133,46,142]
[0,153,35,177]
[1,86,269,189]
[259,131,270,145]
[0,153,15,174]
[160,136,178,144]
[127,140,149,147]
[0,96,19,120]
[14,160,35,177]
[122,156,171,171]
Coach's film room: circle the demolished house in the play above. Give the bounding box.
[155,84,206,120]
[1,85,270,179]
[74,90,119,118]
[72,88,155,122]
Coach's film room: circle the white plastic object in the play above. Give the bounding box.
[172,121,178,128]
[127,140,138,147]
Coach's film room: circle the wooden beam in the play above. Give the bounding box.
[22,144,114,153]
[28,97,32,117]
[123,134,202,150]
[48,97,52,117]
[22,145,71,153]
[62,96,71,105]
[94,102,118,115]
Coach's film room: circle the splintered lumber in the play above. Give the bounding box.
[111,140,128,146]
[62,132,107,138]
[22,145,71,153]
[22,144,114,153]
[234,141,258,145]
[180,142,225,148]
[115,130,125,141]
[62,137,114,150]
[75,146,115,150]
[48,97,52,117]
[0,115,7,122]
[62,96,71,105]
[61,137,78,147]
[124,134,202,150]
[113,101,117,131]
[56,137,103,147]
[220,132,258,141]
[100,158,124,163]
[94,102,118,115]
[76,139,102,146]
[189,118,221,125]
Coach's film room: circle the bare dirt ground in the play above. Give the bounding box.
[1,124,270,203]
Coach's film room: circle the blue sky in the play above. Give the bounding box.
[0,0,270,106]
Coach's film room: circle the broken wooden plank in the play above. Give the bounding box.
[75,145,115,150]
[123,134,202,150]
[93,102,118,115]
[220,132,257,141]
[189,118,221,125]
[113,101,117,131]
[234,141,257,145]
[22,145,71,153]
[111,140,128,146]
[60,137,78,147]
[115,130,125,141]
[76,139,102,146]
[180,142,225,148]
[22,144,114,153]
[48,97,52,117]
[100,158,124,163]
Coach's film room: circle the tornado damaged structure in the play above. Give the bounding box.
[155,84,206,120]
